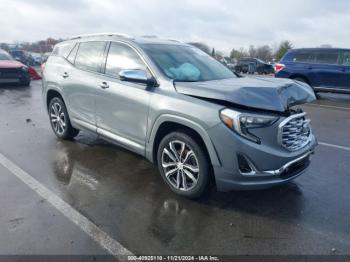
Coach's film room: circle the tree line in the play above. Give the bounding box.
[0,38,63,53]
[189,40,293,62]
[1,37,293,62]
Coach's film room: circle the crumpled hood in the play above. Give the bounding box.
[175,77,316,112]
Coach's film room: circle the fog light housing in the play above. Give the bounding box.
[237,154,253,174]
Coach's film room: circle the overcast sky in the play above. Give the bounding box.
[1,0,349,53]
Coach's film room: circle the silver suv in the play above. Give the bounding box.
[42,33,317,198]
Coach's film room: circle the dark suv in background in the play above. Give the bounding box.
[275,48,350,94]
[235,58,274,74]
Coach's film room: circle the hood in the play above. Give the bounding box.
[175,77,316,112]
[0,60,24,69]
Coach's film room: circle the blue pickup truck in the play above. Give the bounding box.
[275,48,350,95]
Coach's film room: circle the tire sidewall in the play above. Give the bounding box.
[157,132,210,198]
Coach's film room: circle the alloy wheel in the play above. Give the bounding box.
[50,102,66,135]
[161,140,200,191]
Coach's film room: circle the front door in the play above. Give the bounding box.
[95,41,153,155]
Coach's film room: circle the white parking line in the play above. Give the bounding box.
[319,142,350,151]
[306,104,350,111]
[0,153,133,260]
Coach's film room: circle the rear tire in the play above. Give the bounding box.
[157,131,210,199]
[48,97,79,140]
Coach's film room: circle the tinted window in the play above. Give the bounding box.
[52,42,75,58]
[341,51,350,66]
[293,51,315,63]
[141,44,235,82]
[105,42,147,78]
[67,43,78,64]
[75,41,106,72]
[315,50,339,64]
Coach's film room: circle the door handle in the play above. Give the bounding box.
[99,82,109,89]
[61,72,69,78]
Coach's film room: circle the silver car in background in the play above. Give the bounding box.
[42,33,317,198]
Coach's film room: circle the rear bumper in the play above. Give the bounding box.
[0,69,30,84]
[207,123,317,192]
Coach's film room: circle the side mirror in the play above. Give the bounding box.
[119,69,156,86]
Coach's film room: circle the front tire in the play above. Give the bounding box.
[157,131,210,199]
[48,97,79,139]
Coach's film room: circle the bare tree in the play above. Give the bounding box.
[230,47,248,60]
[256,45,273,62]
[249,45,257,58]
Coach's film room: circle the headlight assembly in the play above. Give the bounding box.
[220,108,279,143]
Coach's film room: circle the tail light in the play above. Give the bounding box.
[274,63,285,73]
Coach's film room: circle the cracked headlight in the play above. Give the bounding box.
[220,108,279,143]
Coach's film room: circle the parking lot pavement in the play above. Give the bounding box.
[0,80,350,257]
[0,164,108,256]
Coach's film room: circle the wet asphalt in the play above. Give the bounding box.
[0,80,350,256]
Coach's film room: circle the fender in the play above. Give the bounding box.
[44,85,64,113]
[145,114,221,167]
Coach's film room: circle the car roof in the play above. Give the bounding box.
[62,33,188,47]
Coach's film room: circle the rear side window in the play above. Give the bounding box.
[341,51,350,66]
[293,51,315,63]
[315,50,339,64]
[52,42,75,58]
[105,42,148,78]
[67,44,79,64]
[75,41,106,72]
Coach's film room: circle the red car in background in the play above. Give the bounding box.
[0,49,31,86]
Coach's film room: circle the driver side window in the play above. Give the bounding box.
[105,42,148,79]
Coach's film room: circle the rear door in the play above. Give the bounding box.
[311,50,343,89]
[61,41,107,131]
[338,50,350,91]
[284,51,316,82]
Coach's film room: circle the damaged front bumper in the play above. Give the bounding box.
[207,122,317,192]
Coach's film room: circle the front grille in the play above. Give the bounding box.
[279,112,311,151]
[280,155,310,178]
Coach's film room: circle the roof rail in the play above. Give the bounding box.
[140,35,158,38]
[69,32,132,40]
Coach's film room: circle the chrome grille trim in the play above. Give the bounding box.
[278,112,312,151]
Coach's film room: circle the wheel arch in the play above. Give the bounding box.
[146,115,221,167]
[289,74,311,85]
[46,88,65,111]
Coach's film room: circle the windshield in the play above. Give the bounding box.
[141,44,236,82]
[0,50,13,60]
